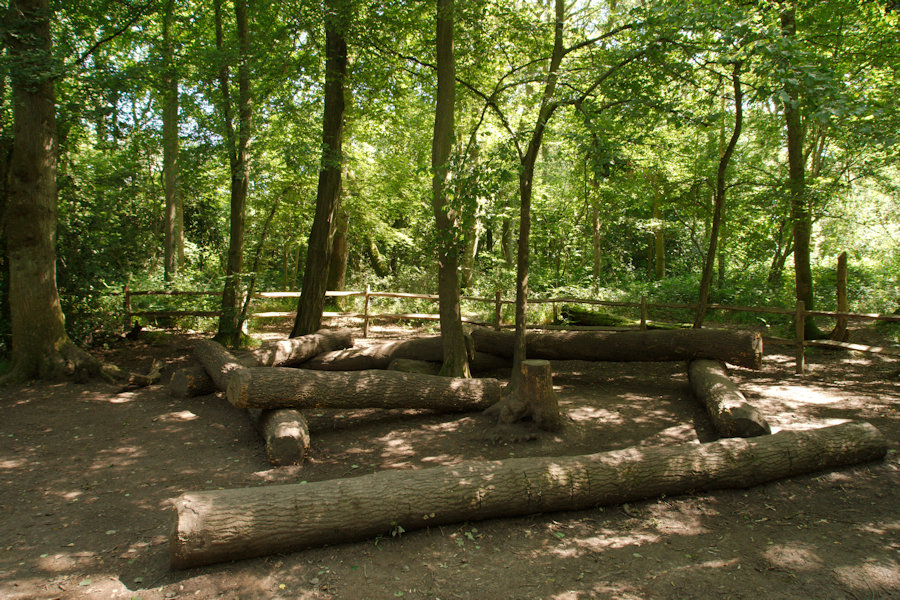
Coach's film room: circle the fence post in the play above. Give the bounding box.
[494,290,503,331]
[363,285,371,338]
[640,295,648,330]
[123,284,131,329]
[794,300,806,374]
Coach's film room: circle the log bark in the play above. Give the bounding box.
[485,359,561,431]
[471,327,763,370]
[301,334,473,371]
[688,359,771,438]
[190,339,311,466]
[387,359,441,375]
[252,328,353,367]
[169,329,353,397]
[170,420,886,568]
[227,367,501,412]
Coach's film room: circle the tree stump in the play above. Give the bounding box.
[169,421,886,569]
[485,359,561,431]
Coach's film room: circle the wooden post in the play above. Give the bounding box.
[494,290,503,331]
[363,284,371,338]
[831,251,849,341]
[123,284,131,329]
[795,300,805,374]
[640,295,648,330]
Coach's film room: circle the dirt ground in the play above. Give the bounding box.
[1,323,898,600]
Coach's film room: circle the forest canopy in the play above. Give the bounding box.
[1,0,898,364]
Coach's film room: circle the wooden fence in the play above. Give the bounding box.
[121,284,900,374]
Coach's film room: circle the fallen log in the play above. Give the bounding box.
[191,339,310,466]
[168,329,354,398]
[387,359,441,375]
[471,327,763,370]
[301,334,474,371]
[254,328,353,367]
[169,420,886,568]
[227,367,502,412]
[688,359,771,438]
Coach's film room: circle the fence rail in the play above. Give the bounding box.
[121,284,900,373]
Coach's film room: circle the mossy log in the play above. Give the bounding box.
[169,421,886,568]
[301,334,474,371]
[688,359,771,438]
[227,367,501,412]
[471,327,763,370]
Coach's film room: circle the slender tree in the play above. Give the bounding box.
[214,0,253,346]
[695,60,743,328]
[431,0,470,377]
[161,0,182,283]
[292,0,349,337]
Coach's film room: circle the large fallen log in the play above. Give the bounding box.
[169,420,886,568]
[300,334,473,371]
[191,339,310,467]
[227,367,502,412]
[688,359,771,438]
[471,327,763,370]
[168,329,354,397]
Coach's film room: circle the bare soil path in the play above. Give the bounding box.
[1,324,897,599]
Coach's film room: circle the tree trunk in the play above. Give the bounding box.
[170,420,886,568]
[471,327,763,370]
[485,359,561,431]
[301,334,473,371]
[510,0,566,388]
[227,367,501,412]
[781,6,821,340]
[162,0,180,283]
[292,0,349,337]
[651,181,665,280]
[1,0,102,383]
[688,359,770,438]
[214,0,252,346]
[695,61,742,328]
[830,251,849,341]
[326,206,349,296]
[430,0,470,377]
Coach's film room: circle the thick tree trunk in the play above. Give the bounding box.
[227,367,501,412]
[325,207,349,298]
[485,359,561,431]
[1,0,102,383]
[431,0,470,378]
[292,0,349,337]
[170,329,353,397]
[301,334,473,371]
[190,339,314,466]
[471,327,763,370]
[688,359,771,438]
[170,420,886,568]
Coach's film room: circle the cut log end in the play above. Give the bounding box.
[227,368,253,409]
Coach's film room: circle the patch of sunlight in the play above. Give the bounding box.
[60,490,83,501]
[766,385,841,405]
[567,406,623,424]
[639,424,699,447]
[422,420,469,433]
[0,458,27,470]
[421,454,464,466]
[570,530,660,552]
[832,560,900,592]
[762,543,823,571]
[648,512,710,536]
[780,418,851,432]
[36,548,99,572]
[108,393,136,404]
[159,410,199,422]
